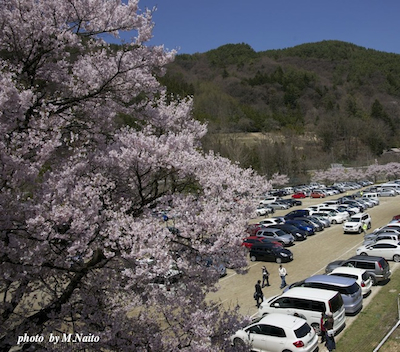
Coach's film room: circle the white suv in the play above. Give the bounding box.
[343,213,371,234]
[231,313,318,352]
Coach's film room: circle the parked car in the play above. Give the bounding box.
[292,192,307,199]
[343,213,371,234]
[356,241,400,262]
[242,236,282,249]
[231,313,319,352]
[372,223,400,233]
[285,219,316,235]
[293,217,324,232]
[268,201,290,210]
[318,208,349,223]
[283,274,363,315]
[310,214,331,228]
[312,211,339,225]
[256,228,295,246]
[363,232,400,246]
[259,217,285,226]
[259,196,281,205]
[255,205,274,217]
[337,203,359,215]
[284,209,313,219]
[377,188,396,197]
[310,191,325,198]
[258,287,346,335]
[249,243,294,263]
[269,223,308,241]
[328,267,372,297]
[325,255,392,285]
[280,198,303,207]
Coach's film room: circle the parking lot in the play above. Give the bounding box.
[207,190,400,347]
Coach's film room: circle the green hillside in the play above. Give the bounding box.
[160,41,400,182]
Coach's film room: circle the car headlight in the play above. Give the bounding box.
[281,253,288,257]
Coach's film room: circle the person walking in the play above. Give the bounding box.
[254,280,264,308]
[362,222,368,235]
[320,312,326,344]
[261,266,270,287]
[323,312,336,352]
[279,264,287,289]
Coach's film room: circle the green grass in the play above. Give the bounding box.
[336,266,400,351]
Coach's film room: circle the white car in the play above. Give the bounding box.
[231,313,318,352]
[259,217,285,226]
[343,213,371,234]
[329,267,372,297]
[255,205,273,217]
[356,240,400,262]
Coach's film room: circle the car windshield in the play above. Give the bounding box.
[378,258,389,269]
[294,323,312,338]
[349,217,360,222]
[343,282,361,294]
[330,293,344,313]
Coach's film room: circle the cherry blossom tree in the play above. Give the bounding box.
[0,1,268,350]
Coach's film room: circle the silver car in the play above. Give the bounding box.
[256,228,295,246]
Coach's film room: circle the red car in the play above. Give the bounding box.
[292,192,306,199]
[310,191,325,198]
[241,236,282,249]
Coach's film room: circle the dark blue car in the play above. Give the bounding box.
[285,219,315,236]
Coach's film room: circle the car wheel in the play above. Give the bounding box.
[394,254,400,262]
[250,255,257,262]
[233,338,246,348]
[358,227,362,234]
[332,219,337,224]
[276,257,282,264]
[311,323,321,335]
[360,252,367,256]
[370,275,377,285]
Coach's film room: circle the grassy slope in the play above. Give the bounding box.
[336,264,400,351]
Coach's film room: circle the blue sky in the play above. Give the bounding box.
[128,0,400,54]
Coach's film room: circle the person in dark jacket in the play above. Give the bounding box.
[320,312,326,343]
[262,266,270,287]
[254,280,264,308]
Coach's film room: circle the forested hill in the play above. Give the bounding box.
[159,41,400,180]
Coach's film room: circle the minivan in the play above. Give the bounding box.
[258,287,346,335]
[325,255,392,285]
[284,274,363,315]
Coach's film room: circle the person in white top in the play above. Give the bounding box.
[279,264,287,288]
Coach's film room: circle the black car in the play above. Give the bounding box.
[284,209,312,219]
[268,224,308,241]
[249,243,293,263]
[280,199,303,207]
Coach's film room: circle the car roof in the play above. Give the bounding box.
[258,313,306,329]
[330,267,366,275]
[305,274,356,286]
[280,287,339,299]
[349,255,386,261]
[368,240,400,246]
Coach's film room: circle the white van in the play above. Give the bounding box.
[258,287,346,335]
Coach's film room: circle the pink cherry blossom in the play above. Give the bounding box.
[0,1,267,351]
